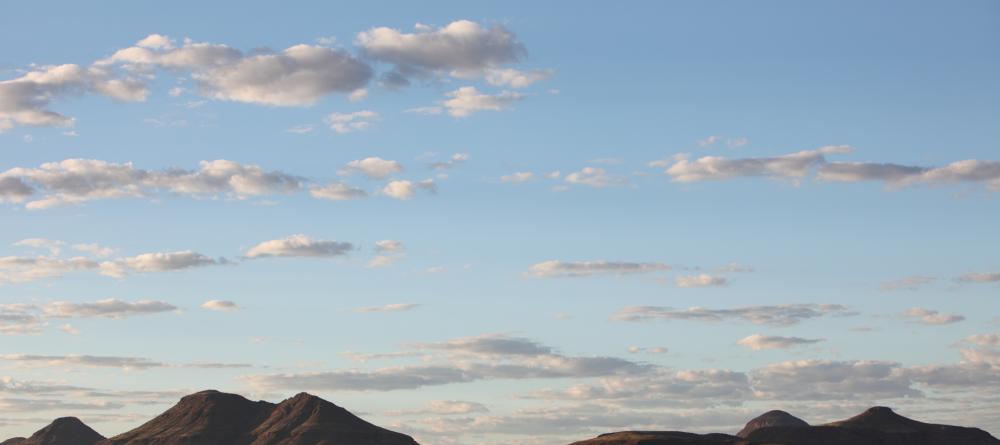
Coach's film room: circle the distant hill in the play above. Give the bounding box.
[1,417,104,445]
[569,406,1000,445]
[3,390,418,445]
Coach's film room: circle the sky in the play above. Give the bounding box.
[1,1,999,444]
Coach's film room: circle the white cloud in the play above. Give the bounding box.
[819,159,1000,191]
[737,334,824,351]
[428,153,469,171]
[309,182,367,201]
[663,145,853,183]
[0,354,166,370]
[612,304,855,326]
[901,307,965,325]
[348,88,368,102]
[100,251,225,277]
[354,303,420,313]
[201,300,239,311]
[564,167,624,188]
[526,260,670,278]
[501,172,535,183]
[325,110,378,133]
[357,20,524,83]
[0,159,304,209]
[381,179,436,200]
[245,234,353,259]
[0,63,147,132]
[339,157,403,179]
[439,87,524,118]
[71,243,115,257]
[101,36,372,106]
[389,400,490,416]
[750,359,918,400]
[674,273,728,288]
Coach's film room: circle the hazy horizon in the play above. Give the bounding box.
[2,1,999,444]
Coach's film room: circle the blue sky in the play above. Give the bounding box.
[1,1,999,444]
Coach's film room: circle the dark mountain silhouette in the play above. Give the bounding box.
[569,406,1000,445]
[2,390,418,445]
[1,417,104,445]
[735,410,808,438]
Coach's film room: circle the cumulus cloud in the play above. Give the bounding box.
[564,167,625,188]
[100,35,372,106]
[662,145,853,183]
[339,157,403,179]
[901,308,965,325]
[325,110,378,133]
[99,251,225,277]
[737,334,824,351]
[309,182,367,201]
[357,20,525,83]
[526,260,670,278]
[0,159,304,209]
[654,146,1000,191]
[381,179,436,200]
[201,300,239,311]
[245,234,353,259]
[0,63,146,132]
[881,275,936,291]
[354,303,420,313]
[674,273,728,288]
[612,304,855,326]
[438,87,524,118]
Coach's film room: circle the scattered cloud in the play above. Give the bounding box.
[439,87,524,118]
[381,179,436,200]
[501,172,535,183]
[564,167,625,188]
[245,234,353,259]
[881,275,936,291]
[902,308,965,325]
[956,272,1000,284]
[99,251,226,277]
[737,334,824,350]
[339,157,403,179]
[674,273,728,288]
[662,145,853,183]
[526,260,670,278]
[39,299,177,319]
[612,304,855,326]
[201,300,239,311]
[325,110,378,133]
[309,182,367,201]
[354,303,420,313]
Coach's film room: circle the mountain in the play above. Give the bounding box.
[101,390,419,445]
[735,410,808,438]
[101,390,275,444]
[570,406,1000,445]
[2,390,418,445]
[1,417,104,445]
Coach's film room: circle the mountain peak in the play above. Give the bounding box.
[736,409,809,438]
[825,405,927,433]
